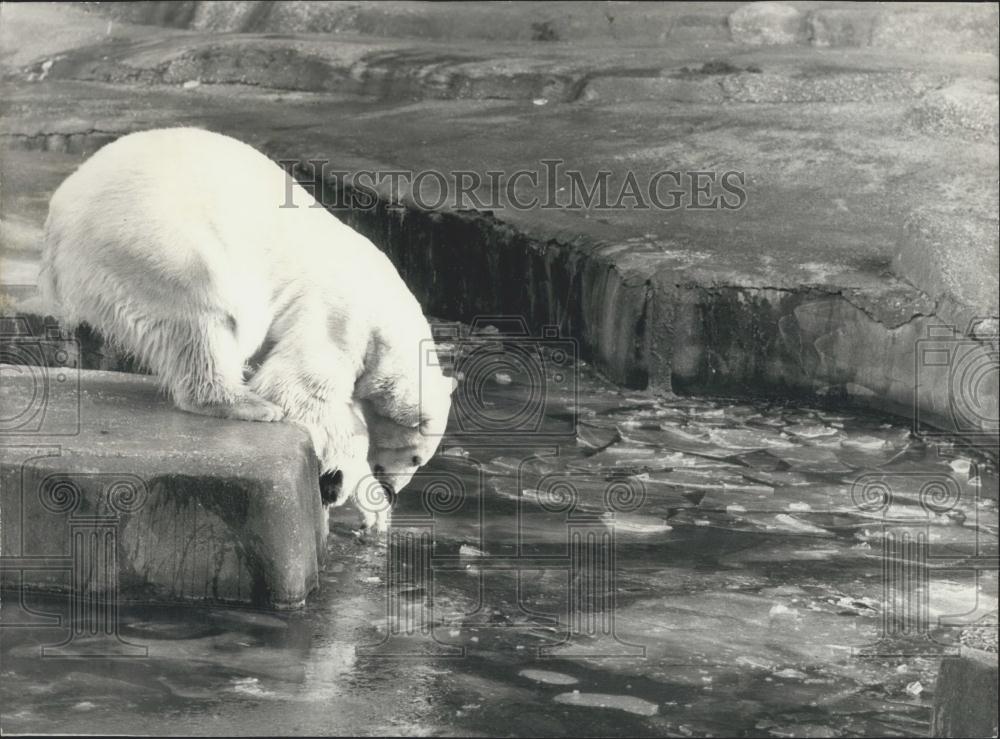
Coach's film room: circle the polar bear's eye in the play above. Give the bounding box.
[412,455,422,466]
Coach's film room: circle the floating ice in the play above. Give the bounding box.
[785,424,839,439]
[772,668,808,680]
[949,459,972,476]
[519,669,578,685]
[771,514,832,536]
[552,692,659,716]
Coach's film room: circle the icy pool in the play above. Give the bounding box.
[2,331,997,737]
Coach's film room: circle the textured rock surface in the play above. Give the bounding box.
[0,364,327,608]
[69,1,1000,53]
[728,2,805,46]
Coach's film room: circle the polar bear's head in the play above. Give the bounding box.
[362,378,454,502]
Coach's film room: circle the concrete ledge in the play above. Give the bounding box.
[932,647,999,738]
[0,364,327,609]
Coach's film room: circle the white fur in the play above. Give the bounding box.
[40,127,453,532]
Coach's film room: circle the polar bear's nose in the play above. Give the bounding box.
[372,465,398,507]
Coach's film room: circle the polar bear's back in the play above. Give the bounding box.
[41,127,434,398]
[41,128,401,322]
[41,129,277,336]
[47,128,299,279]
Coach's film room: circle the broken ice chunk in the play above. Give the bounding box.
[552,692,658,716]
[785,423,839,439]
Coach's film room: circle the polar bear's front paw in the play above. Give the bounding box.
[226,392,286,422]
[352,472,394,539]
[179,391,285,423]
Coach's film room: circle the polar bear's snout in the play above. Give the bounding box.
[372,465,398,508]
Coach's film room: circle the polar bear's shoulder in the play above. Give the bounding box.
[90,127,265,160]
[60,128,276,188]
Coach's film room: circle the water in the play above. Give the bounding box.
[2,331,997,736]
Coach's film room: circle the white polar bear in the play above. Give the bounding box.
[39,127,454,533]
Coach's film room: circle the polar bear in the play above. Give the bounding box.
[39,127,454,533]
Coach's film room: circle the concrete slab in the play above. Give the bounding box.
[0,361,327,609]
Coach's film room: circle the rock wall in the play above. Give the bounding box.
[84,1,999,54]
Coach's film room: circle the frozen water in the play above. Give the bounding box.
[1,338,995,737]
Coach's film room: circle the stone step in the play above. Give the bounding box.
[931,647,999,738]
[0,361,328,610]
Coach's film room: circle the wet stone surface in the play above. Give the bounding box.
[1,326,997,736]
